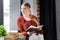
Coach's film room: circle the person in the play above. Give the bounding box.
[17,3,43,40]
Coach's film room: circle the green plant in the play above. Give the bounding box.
[0,25,7,37]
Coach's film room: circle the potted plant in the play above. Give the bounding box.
[0,25,7,40]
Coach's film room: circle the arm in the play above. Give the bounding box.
[17,17,23,32]
[17,17,27,36]
[29,15,43,30]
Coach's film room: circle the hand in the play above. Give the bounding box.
[27,31,34,35]
[37,25,43,30]
[27,32,30,35]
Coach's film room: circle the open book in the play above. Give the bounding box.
[26,25,38,32]
[26,25,43,32]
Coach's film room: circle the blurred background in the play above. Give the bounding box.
[3,0,40,32]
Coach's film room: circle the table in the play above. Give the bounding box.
[4,32,26,40]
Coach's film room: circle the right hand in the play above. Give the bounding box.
[27,31,34,35]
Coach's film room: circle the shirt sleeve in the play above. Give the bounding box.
[17,17,23,32]
[23,22,29,31]
[17,17,27,36]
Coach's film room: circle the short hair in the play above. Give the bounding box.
[21,3,31,8]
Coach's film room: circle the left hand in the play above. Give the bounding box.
[37,25,43,30]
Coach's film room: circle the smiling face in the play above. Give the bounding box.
[21,3,31,16]
[21,6,31,15]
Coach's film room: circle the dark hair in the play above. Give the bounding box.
[21,3,31,8]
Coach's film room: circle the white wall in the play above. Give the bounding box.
[3,0,21,32]
[10,0,20,30]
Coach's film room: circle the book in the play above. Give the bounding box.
[26,25,39,32]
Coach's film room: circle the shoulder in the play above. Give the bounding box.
[17,16,24,21]
[18,16,24,19]
[32,15,37,18]
[31,15,38,21]
[32,15,38,19]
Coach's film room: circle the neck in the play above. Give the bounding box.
[23,15,31,21]
[23,15,28,18]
